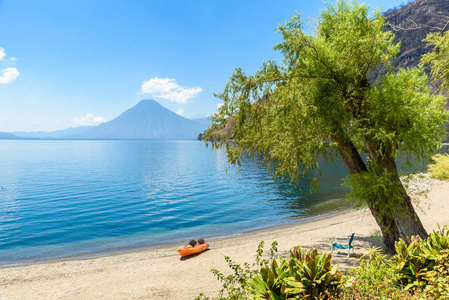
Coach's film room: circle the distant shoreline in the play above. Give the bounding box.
[1,138,448,144]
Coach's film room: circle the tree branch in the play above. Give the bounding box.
[305,41,345,87]
[388,19,449,35]
[247,74,335,87]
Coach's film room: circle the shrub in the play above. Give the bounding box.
[420,263,449,299]
[196,231,449,300]
[247,258,304,299]
[248,246,341,299]
[391,226,449,297]
[329,247,418,299]
[195,241,278,300]
[331,279,419,300]
[196,242,341,300]
[427,154,449,180]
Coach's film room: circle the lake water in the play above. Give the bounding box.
[1,140,433,266]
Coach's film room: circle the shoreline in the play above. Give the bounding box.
[1,177,448,299]
[0,204,351,270]
[0,196,351,269]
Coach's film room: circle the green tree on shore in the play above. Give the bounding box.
[206,0,448,254]
[421,21,449,91]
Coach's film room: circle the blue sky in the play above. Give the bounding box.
[0,0,408,132]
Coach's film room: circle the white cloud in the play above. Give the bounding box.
[217,103,224,110]
[34,120,41,125]
[71,113,106,126]
[0,117,7,121]
[141,77,202,104]
[0,48,6,61]
[0,67,19,84]
[0,48,17,63]
[0,47,18,65]
[176,107,184,116]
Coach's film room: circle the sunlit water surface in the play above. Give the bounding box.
[1,140,438,266]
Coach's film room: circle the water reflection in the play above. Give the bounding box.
[238,144,449,217]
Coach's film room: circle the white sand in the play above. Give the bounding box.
[1,179,448,300]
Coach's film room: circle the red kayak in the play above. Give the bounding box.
[177,242,209,257]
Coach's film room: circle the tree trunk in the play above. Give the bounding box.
[364,189,427,254]
[361,135,428,254]
[333,129,427,254]
[364,201,399,254]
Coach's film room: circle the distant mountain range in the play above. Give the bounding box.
[0,132,22,139]
[11,126,96,139]
[1,100,210,140]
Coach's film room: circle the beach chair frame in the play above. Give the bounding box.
[330,233,355,257]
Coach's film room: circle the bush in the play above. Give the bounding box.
[329,247,418,299]
[427,154,449,180]
[328,238,449,300]
[196,243,341,300]
[196,231,449,300]
[391,226,449,297]
[195,241,278,300]
[247,246,342,299]
[332,279,419,299]
[247,258,304,299]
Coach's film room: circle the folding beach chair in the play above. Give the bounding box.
[331,233,355,257]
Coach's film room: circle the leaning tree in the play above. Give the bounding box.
[206,0,448,254]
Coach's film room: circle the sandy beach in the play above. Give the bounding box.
[1,176,448,300]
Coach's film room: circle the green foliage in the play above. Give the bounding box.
[205,1,447,256]
[203,241,278,300]
[391,226,449,298]
[364,68,447,164]
[347,247,397,285]
[331,283,419,299]
[288,246,341,298]
[207,0,447,186]
[421,30,449,91]
[193,293,211,300]
[196,238,449,300]
[332,232,449,299]
[332,248,406,299]
[198,242,341,300]
[247,258,304,300]
[247,246,341,300]
[428,154,449,181]
[343,169,403,212]
[420,263,449,299]
[200,0,449,294]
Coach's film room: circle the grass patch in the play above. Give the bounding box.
[427,154,449,181]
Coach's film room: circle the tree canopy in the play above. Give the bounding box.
[421,27,449,91]
[207,0,448,253]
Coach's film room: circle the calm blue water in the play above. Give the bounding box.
[0,140,353,266]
